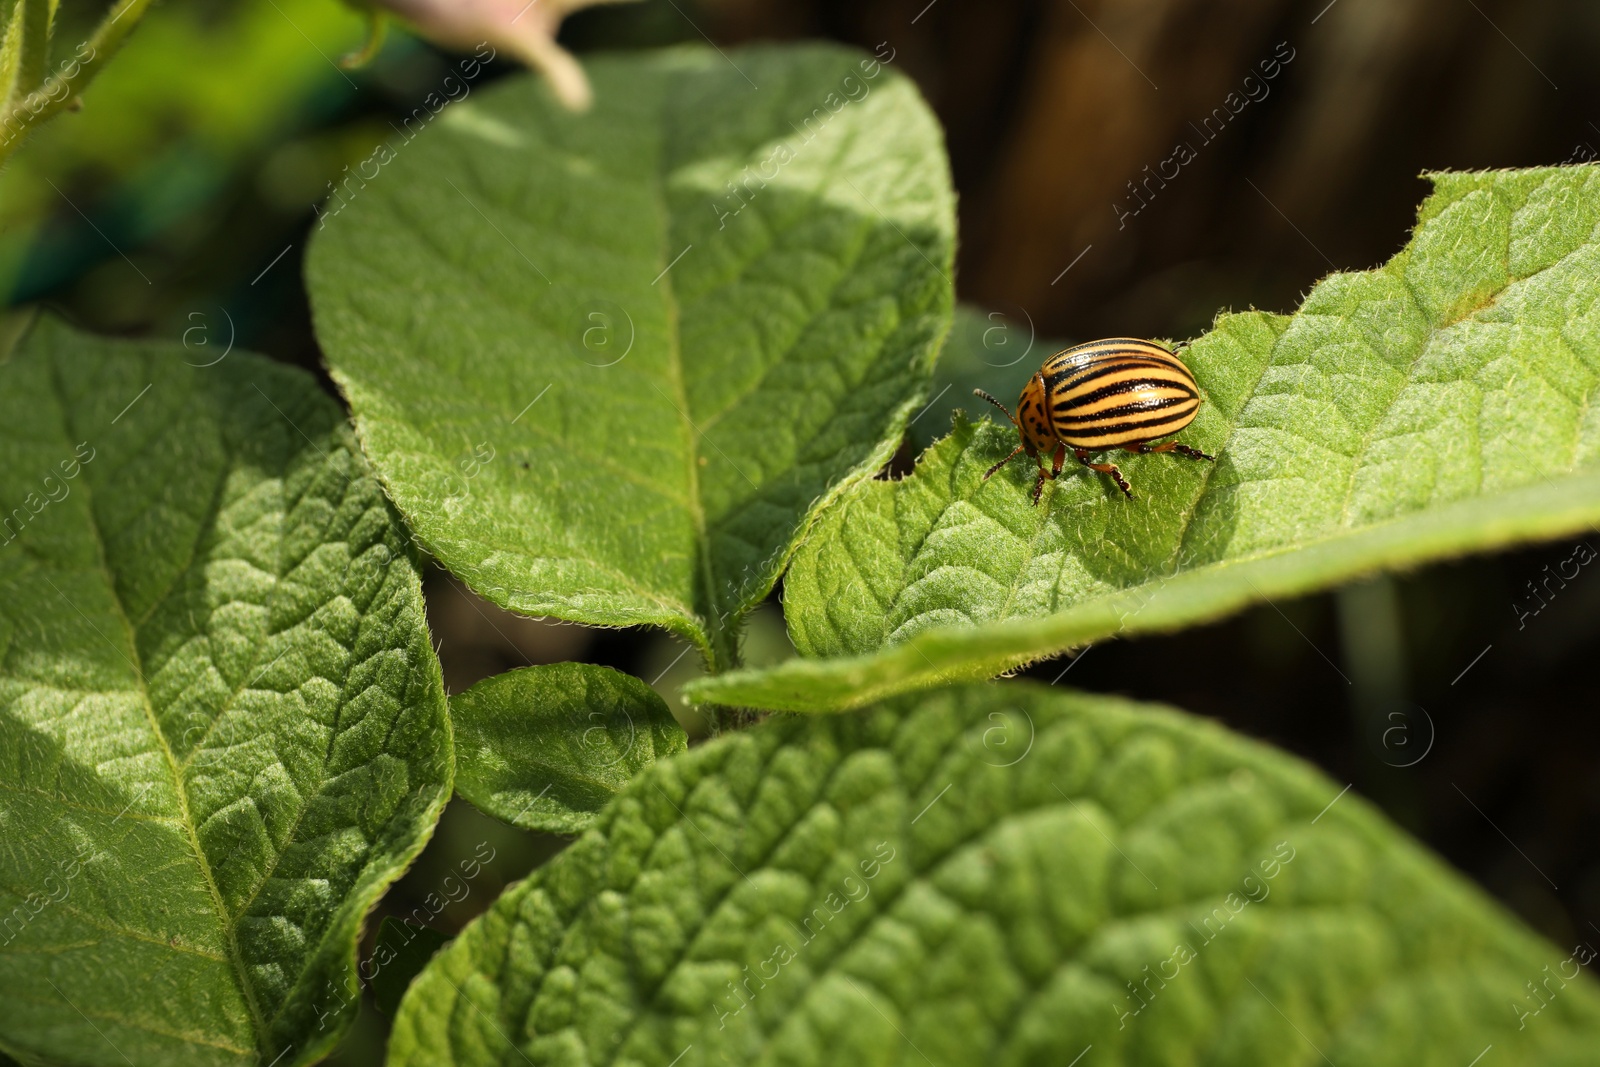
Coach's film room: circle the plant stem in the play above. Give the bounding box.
[0,0,157,168]
[339,8,387,70]
[13,0,52,103]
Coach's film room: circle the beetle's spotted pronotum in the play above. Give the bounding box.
[975,337,1213,503]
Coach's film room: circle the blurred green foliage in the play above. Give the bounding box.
[1,0,370,314]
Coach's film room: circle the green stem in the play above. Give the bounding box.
[339,8,387,70]
[11,0,51,103]
[694,614,744,736]
[0,0,157,167]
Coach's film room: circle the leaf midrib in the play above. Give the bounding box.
[977,461,1600,639]
[2,986,255,1058]
[1329,232,1507,527]
[472,749,644,798]
[652,73,726,671]
[0,869,225,962]
[1166,314,1283,571]
[46,359,271,1051]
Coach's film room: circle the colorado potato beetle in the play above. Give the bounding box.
[975,337,1213,503]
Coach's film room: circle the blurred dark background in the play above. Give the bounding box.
[6,0,1599,1059]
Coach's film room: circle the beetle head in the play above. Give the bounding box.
[1014,373,1057,455]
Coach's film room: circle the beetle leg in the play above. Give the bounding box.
[1030,444,1067,506]
[1128,441,1215,462]
[983,444,1026,480]
[1076,448,1133,500]
[1171,443,1215,462]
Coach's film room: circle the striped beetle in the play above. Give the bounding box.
[975,337,1213,503]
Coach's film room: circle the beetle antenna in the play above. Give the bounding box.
[973,388,1017,425]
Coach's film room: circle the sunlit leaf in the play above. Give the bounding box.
[389,682,1600,1066]
[694,165,1600,710]
[0,318,452,1066]
[308,44,953,671]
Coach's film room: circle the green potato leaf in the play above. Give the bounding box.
[387,681,1600,1066]
[306,43,954,671]
[451,662,687,835]
[0,318,452,1066]
[693,164,1600,710]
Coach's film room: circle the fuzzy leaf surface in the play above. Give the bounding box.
[694,165,1600,710]
[388,681,1600,1067]
[0,319,452,1066]
[451,662,686,835]
[307,44,953,669]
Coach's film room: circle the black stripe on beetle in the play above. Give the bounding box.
[1044,357,1177,392]
[1049,378,1198,415]
[974,338,1215,503]
[1053,395,1198,426]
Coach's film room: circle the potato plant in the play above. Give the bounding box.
[2,33,1599,1067]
